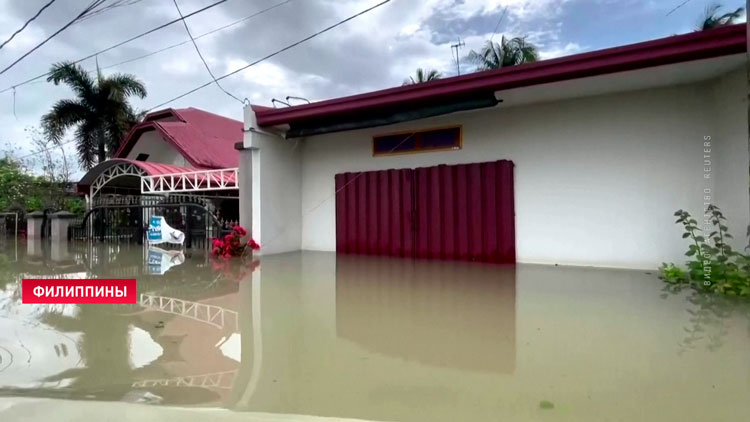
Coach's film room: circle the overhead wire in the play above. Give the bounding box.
[172,0,243,103]
[0,0,58,51]
[0,0,107,75]
[0,0,229,94]
[146,0,392,111]
[96,0,294,74]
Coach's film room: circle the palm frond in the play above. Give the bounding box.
[41,61,147,167]
[99,73,147,99]
[403,68,442,85]
[699,4,745,30]
[41,99,88,143]
[47,61,96,102]
[466,36,539,72]
[74,120,99,170]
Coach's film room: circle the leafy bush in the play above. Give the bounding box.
[659,205,750,296]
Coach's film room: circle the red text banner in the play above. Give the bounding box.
[22,279,137,304]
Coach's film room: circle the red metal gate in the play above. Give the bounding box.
[335,160,515,263]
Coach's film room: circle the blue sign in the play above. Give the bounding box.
[147,216,162,242]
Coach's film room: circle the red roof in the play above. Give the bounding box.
[114,108,243,169]
[77,158,237,193]
[254,24,747,128]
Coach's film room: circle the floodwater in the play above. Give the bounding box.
[1,239,749,422]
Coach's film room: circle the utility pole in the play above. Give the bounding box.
[451,38,465,76]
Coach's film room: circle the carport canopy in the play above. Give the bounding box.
[77,158,238,199]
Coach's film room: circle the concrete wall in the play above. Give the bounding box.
[710,69,749,246]
[243,108,302,255]
[289,69,748,269]
[124,131,190,167]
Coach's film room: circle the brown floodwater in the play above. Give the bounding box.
[1,238,749,421]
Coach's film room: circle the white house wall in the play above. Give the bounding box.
[124,131,190,167]
[710,69,749,247]
[291,69,748,269]
[243,109,302,255]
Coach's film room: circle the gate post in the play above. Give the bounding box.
[26,211,44,239]
[50,211,76,242]
[185,206,192,248]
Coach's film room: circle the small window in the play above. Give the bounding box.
[373,126,461,156]
[135,153,150,161]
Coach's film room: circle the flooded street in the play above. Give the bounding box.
[1,239,749,421]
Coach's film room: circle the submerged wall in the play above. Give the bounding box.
[244,68,749,269]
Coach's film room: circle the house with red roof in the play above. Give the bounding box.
[238,24,749,269]
[77,107,244,225]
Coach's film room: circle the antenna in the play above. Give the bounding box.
[286,95,311,104]
[450,38,465,76]
[271,98,290,108]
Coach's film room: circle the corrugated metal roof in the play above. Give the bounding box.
[114,107,242,169]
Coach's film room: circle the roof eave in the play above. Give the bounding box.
[255,24,747,127]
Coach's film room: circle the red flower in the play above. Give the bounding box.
[247,239,260,250]
[212,238,223,248]
[233,225,248,236]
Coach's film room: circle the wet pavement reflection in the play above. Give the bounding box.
[1,238,749,421]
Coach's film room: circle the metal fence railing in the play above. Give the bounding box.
[69,195,237,248]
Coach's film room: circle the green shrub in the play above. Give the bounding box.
[659,205,750,297]
[658,263,688,284]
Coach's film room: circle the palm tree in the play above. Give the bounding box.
[41,61,147,170]
[698,4,744,31]
[466,36,539,71]
[403,68,442,85]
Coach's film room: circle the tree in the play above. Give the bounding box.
[698,4,745,31]
[0,156,35,211]
[466,36,539,71]
[41,61,147,170]
[403,68,442,85]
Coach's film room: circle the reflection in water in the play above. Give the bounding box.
[661,283,750,355]
[146,247,185,275]
[336,256,515,373]
[0,242,247,407]
[1,244,750,422]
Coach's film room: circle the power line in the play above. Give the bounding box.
[15,139,76,161]
[76,0,147,23]
[666,0,693,16]
[489,6,508,43]
[172,0,242,103]
[0,0,229,94]
[96,0,294,73]
[147,0,393,111]
[0,0,58,51]
[0,0,106,75]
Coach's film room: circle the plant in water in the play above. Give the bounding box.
[659,205,750,296]
[211,225,259,258]
[659,263,688,284]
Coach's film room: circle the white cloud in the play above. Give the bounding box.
[399,23,421,37]
[539,42,585,60]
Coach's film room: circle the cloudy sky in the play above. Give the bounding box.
[0,0,745,175]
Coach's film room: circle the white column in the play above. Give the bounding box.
[49,211,76,242]
[26,211,44,239]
